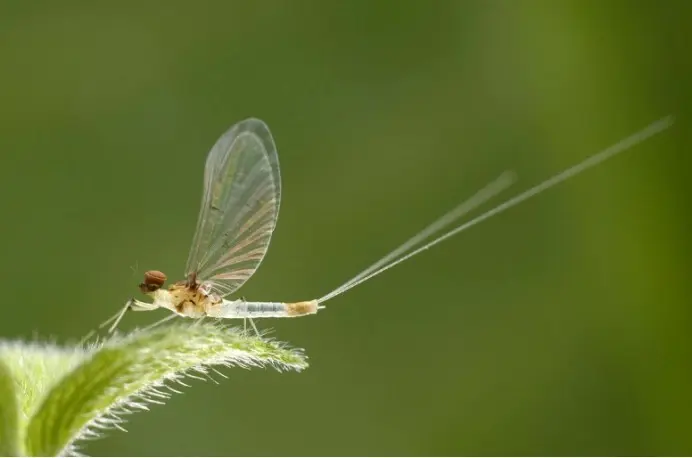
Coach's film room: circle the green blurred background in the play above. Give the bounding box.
[0,1,690,455]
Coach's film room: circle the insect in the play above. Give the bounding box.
[102,116,673,334]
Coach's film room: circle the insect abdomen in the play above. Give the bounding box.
[210,300,319,318]
[242,301,286,317]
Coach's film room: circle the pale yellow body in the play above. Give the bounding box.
[137,281,320,319]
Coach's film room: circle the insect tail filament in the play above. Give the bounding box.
[317,115,674,304]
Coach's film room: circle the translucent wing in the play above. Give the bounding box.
[185,118,281,297]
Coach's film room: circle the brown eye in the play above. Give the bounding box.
[142,270,167,291]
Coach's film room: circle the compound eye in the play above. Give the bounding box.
[142,270,167,292]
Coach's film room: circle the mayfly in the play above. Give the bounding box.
[102,116,673,334]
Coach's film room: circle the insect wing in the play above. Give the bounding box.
[185,118,281,297]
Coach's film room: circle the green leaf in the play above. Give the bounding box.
[0,358,21,456]
[0,341,89,457]
[0,342,91,423]
[20,322,307,456]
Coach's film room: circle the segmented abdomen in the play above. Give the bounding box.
[207,299,319,319]
[207,300,288,318]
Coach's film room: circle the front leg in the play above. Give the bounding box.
[100,298,160,334]
[129,298,159,312]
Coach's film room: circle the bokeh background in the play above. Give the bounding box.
[0,1,690,456]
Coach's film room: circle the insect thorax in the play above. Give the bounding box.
[161,282,221,317]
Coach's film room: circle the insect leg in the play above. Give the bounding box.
[100,298,159,334]
[140,313,178,332]
[248,318,260,336]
